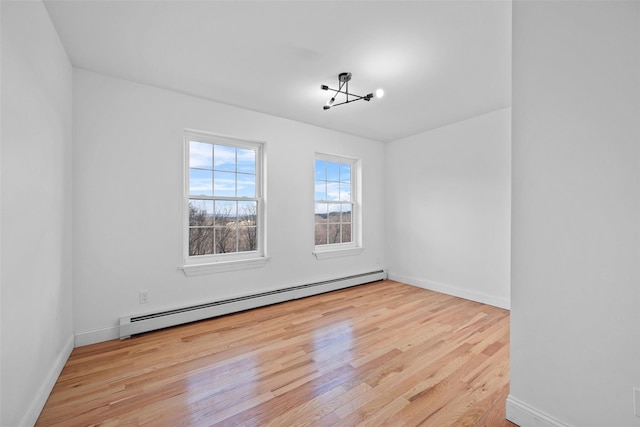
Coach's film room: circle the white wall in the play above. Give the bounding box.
[385,108,511,309]
[1,1,4,422]
[1,3,3,424]
[1,2,74,426]
[509,1,640,426]
[73,69,386,345]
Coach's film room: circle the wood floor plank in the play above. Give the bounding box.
[36,280,516,426]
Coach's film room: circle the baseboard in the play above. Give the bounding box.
[387,272,510,310]
[78,271,387,345]
[506,395,572,427]
[21,334,74,427]
[74,325,119,347]
[120,270,387,339]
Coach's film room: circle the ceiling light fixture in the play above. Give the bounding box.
[320,72,383,110]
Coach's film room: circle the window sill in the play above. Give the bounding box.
[180,257,269,276]
[313,246,364,260]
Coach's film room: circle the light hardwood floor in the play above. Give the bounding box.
[37,280,515,426]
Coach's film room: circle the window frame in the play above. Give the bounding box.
[313,153,363,259]
[181,129,267,276]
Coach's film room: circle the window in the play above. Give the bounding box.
[314,154,361,258]
[182,130,266,275]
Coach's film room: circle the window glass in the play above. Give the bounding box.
[186,132,263,262]
[314,156,356,247]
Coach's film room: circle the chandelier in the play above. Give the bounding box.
[320,72,384,110]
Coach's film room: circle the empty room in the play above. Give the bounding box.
[1,1,639,426]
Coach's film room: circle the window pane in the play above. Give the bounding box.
[315,160,326,180]
[342,224,352,243]
[339,182,351,201]
[189,169,213,196]
[214,145,236,172]
[237,173,256,197]
[340,163,351,183]
[326,182,340,201]
[238,201,257,225]
[189,200,214,226]
[315,224,327,245]
[189,141,213,169]
[315,180,327,201]
[327,162,339,181]
[328,224,341,244]
[215,226,237,253]
[189,228,214,256]
[215,201,237,225]
[341,205,352,223]
[238,226,257,252]
[327,203,341,223]
[315,203,328,223]
[237,148,255,174]
[214,171,236,197]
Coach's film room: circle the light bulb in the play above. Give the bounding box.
[327,97,335,106]
[375,89,384,98]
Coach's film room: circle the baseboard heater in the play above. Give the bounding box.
[119,270,386,339]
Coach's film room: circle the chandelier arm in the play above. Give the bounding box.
[336,80,346,98]
[326,80,347,105]
[324,86,365,99]
[331,96,367,107]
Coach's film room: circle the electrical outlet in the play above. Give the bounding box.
[139,290,149,304]
[634,387,640,417]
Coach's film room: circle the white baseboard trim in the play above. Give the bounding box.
[120,270,387,339]
[388,272,510,310]
[74,325,119,347]
[21,334,74,427]
[76,271,388,346]
[506,395,572,427]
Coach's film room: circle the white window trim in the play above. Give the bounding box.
[313,153,362,259]
[313,246,364,260]
[181,129,268,275]
[180,257,269,277]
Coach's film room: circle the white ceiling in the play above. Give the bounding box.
[43,0,511,143]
